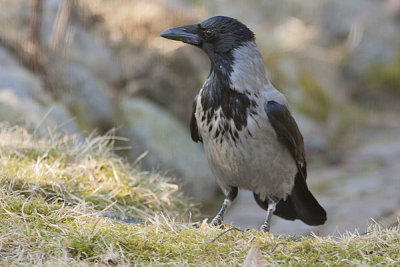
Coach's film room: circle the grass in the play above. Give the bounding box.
[0,124,192,219]
[0,124,399,266]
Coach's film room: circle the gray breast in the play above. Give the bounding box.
[196,92,297,201]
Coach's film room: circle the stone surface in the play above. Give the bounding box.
[0,45,82,136]
[309,0,400,75]
[118,97,217,204]
[41,0,123,85]
[57,62,115,130]
[120,45,207,124]
[42,103,83,137]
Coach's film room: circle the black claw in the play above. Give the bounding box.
[261,223,271,233]
[191,222,200,228]
[210,216,223,227]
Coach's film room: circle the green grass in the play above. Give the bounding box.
[0,125,192,219]
[0,124,399,266]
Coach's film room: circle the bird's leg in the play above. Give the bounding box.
[210,199,230,227]
[260,198,277,232]
[210,187,238,227]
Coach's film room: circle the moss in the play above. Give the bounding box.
[69,236,98,259]
[297,70,331,122]
[262,51,332,123]
[364,48,400,95]
[68,103,93,133]
[0,124,399,266]
[1,190,399,265]
[0,124,194,222]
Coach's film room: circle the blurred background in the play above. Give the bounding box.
[0,0,399,235]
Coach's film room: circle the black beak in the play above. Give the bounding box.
[160,25,200,46]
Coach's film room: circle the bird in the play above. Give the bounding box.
[160,16,326,232]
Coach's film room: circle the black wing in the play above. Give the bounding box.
[265,100,306,178]
[263,100,326,225]
[190,95,202,143]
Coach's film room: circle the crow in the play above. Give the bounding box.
[160,16,326,232]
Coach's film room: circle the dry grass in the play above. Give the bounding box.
[0,124,191,219]
[0,124,399,266]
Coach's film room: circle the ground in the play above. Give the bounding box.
[0,124,399,266]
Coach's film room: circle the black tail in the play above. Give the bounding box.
[254,174,327,226]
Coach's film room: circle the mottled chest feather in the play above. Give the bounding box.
[202,78,256,124]
[196,80,258,144]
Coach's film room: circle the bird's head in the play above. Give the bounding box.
[160,16,254,55]
[161,16,267,92]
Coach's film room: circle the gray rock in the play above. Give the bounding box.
[0,78,82,137]
[0,46,48,127]
[41,0,123,85]
[121,45,206,124]
[38,1,119,130]
[118,97,217,204]
[0,46,24,68]
[201,0,400,78]
[58,62,115,130]
[308,0,400,75]
[0,1,119,132]
[42,103,83,137]
[0,88,43,127]
[0,46,49,103]
[63,26,122,86]
[0,45,82,136]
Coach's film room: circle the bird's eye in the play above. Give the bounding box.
[203,29,215,40]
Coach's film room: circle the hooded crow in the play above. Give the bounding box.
[160,16,326,232]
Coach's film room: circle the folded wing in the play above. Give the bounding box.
[263,100,326,225]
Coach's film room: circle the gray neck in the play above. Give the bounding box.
[229,41,270,93]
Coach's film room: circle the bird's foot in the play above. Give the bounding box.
[191,222,200,228]
[210,215,223,227]
[260,222,271,233]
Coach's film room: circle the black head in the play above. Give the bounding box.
[160,16,254,55]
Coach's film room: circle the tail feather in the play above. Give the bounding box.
[255,174,327,226]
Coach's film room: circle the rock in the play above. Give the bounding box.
[39,1,119,131]
[0,45,48,128]
[0,45,82,136]
[309,0,400,75]
[0,83,82,138]
[42,103,83,137]
[0,0,120,133]
[0,45,24,68]
[57,62,115,131]
[196,0,399,90]
[118,97,217,204]
[0,46,49,103]
[0,88,43,127]
[41,0,123,85]
[61,25,123,86]
[121,45,207,124]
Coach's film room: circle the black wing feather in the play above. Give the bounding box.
[263,100,326,225]
[190,95,202,143]
[265,100,306,178]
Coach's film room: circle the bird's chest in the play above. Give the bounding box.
[195,92,273,175]
[195,94,257,145]
[194,92,296,199]
[195,85,260,141]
